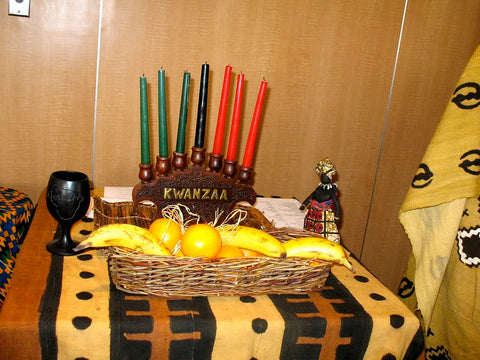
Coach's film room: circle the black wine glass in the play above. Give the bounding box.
[46,170,90,255]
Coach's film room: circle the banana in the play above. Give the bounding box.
[219,225,286,258]
[283,237,354,271]
[73,224,172,256]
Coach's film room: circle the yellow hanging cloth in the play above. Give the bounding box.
[399,44,480,358]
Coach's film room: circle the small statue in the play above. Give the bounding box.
[300,158,341,243]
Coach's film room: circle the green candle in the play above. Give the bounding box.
[158,69,168,157]
[140,76,150,164]
[176,71,190,154]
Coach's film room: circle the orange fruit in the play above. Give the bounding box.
[242,249,265,257]
[181,223,222,258]
[149,218,183,252]
[216,245,244,258]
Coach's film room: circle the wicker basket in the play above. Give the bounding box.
[93,197,156,229]
[92,196,275,230]
[93,198,332,297]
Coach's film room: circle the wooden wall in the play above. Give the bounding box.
[2,0,480,290]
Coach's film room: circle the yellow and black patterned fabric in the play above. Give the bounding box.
[32,218,422,359]
[399,44,480,359]
[0,196,422,359]
[0,187,34,308]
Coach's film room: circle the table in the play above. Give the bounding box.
[0,187,35,308]
[0,190,423,359]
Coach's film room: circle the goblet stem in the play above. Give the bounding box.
[47,222,78,256]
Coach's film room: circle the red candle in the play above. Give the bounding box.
[212,65,233,155]
[225,73,244,161]
[241,80,267,168]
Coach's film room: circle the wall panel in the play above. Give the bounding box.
[93,0,405,262]
[362,0,480,289]
[0,0,99,203]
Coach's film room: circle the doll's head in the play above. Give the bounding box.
[315,158,336,182]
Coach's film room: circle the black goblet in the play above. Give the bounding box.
[46,170,90,255]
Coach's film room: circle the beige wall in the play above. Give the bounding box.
[2,0,480,290]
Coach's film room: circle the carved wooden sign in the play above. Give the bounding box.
[133,164,256,223]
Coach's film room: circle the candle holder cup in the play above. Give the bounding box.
[238,166,254,184]
[208,153,223,173]
[191,147,206,166]
[223,160,238,179]
[156,156,171,176]
[172,152,188,171]
[138,164,154,183]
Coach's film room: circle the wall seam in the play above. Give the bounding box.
[360,0,409,259]
[91,0,104,187]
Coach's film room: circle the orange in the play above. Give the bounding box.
[242,249,265,257]
[149,218,183,252]
[181,223,222,258]
[216,245,244,258]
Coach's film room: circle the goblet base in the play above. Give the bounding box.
[46,240,79,256]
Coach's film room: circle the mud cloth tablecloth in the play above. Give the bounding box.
[398,44,480,359]
[0,187,34,308]
[0,193,423,359]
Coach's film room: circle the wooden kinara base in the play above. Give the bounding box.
[133,147,256,223]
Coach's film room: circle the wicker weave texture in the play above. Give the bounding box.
[109,248,330,297]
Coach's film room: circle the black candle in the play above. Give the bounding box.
[194,63,209,148]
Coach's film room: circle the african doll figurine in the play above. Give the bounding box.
[300,158,341,243]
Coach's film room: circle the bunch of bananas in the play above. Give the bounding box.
[282,236,354,271]
[73,224,172,256]
[219,225,353,270]
[73,223,353,271]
